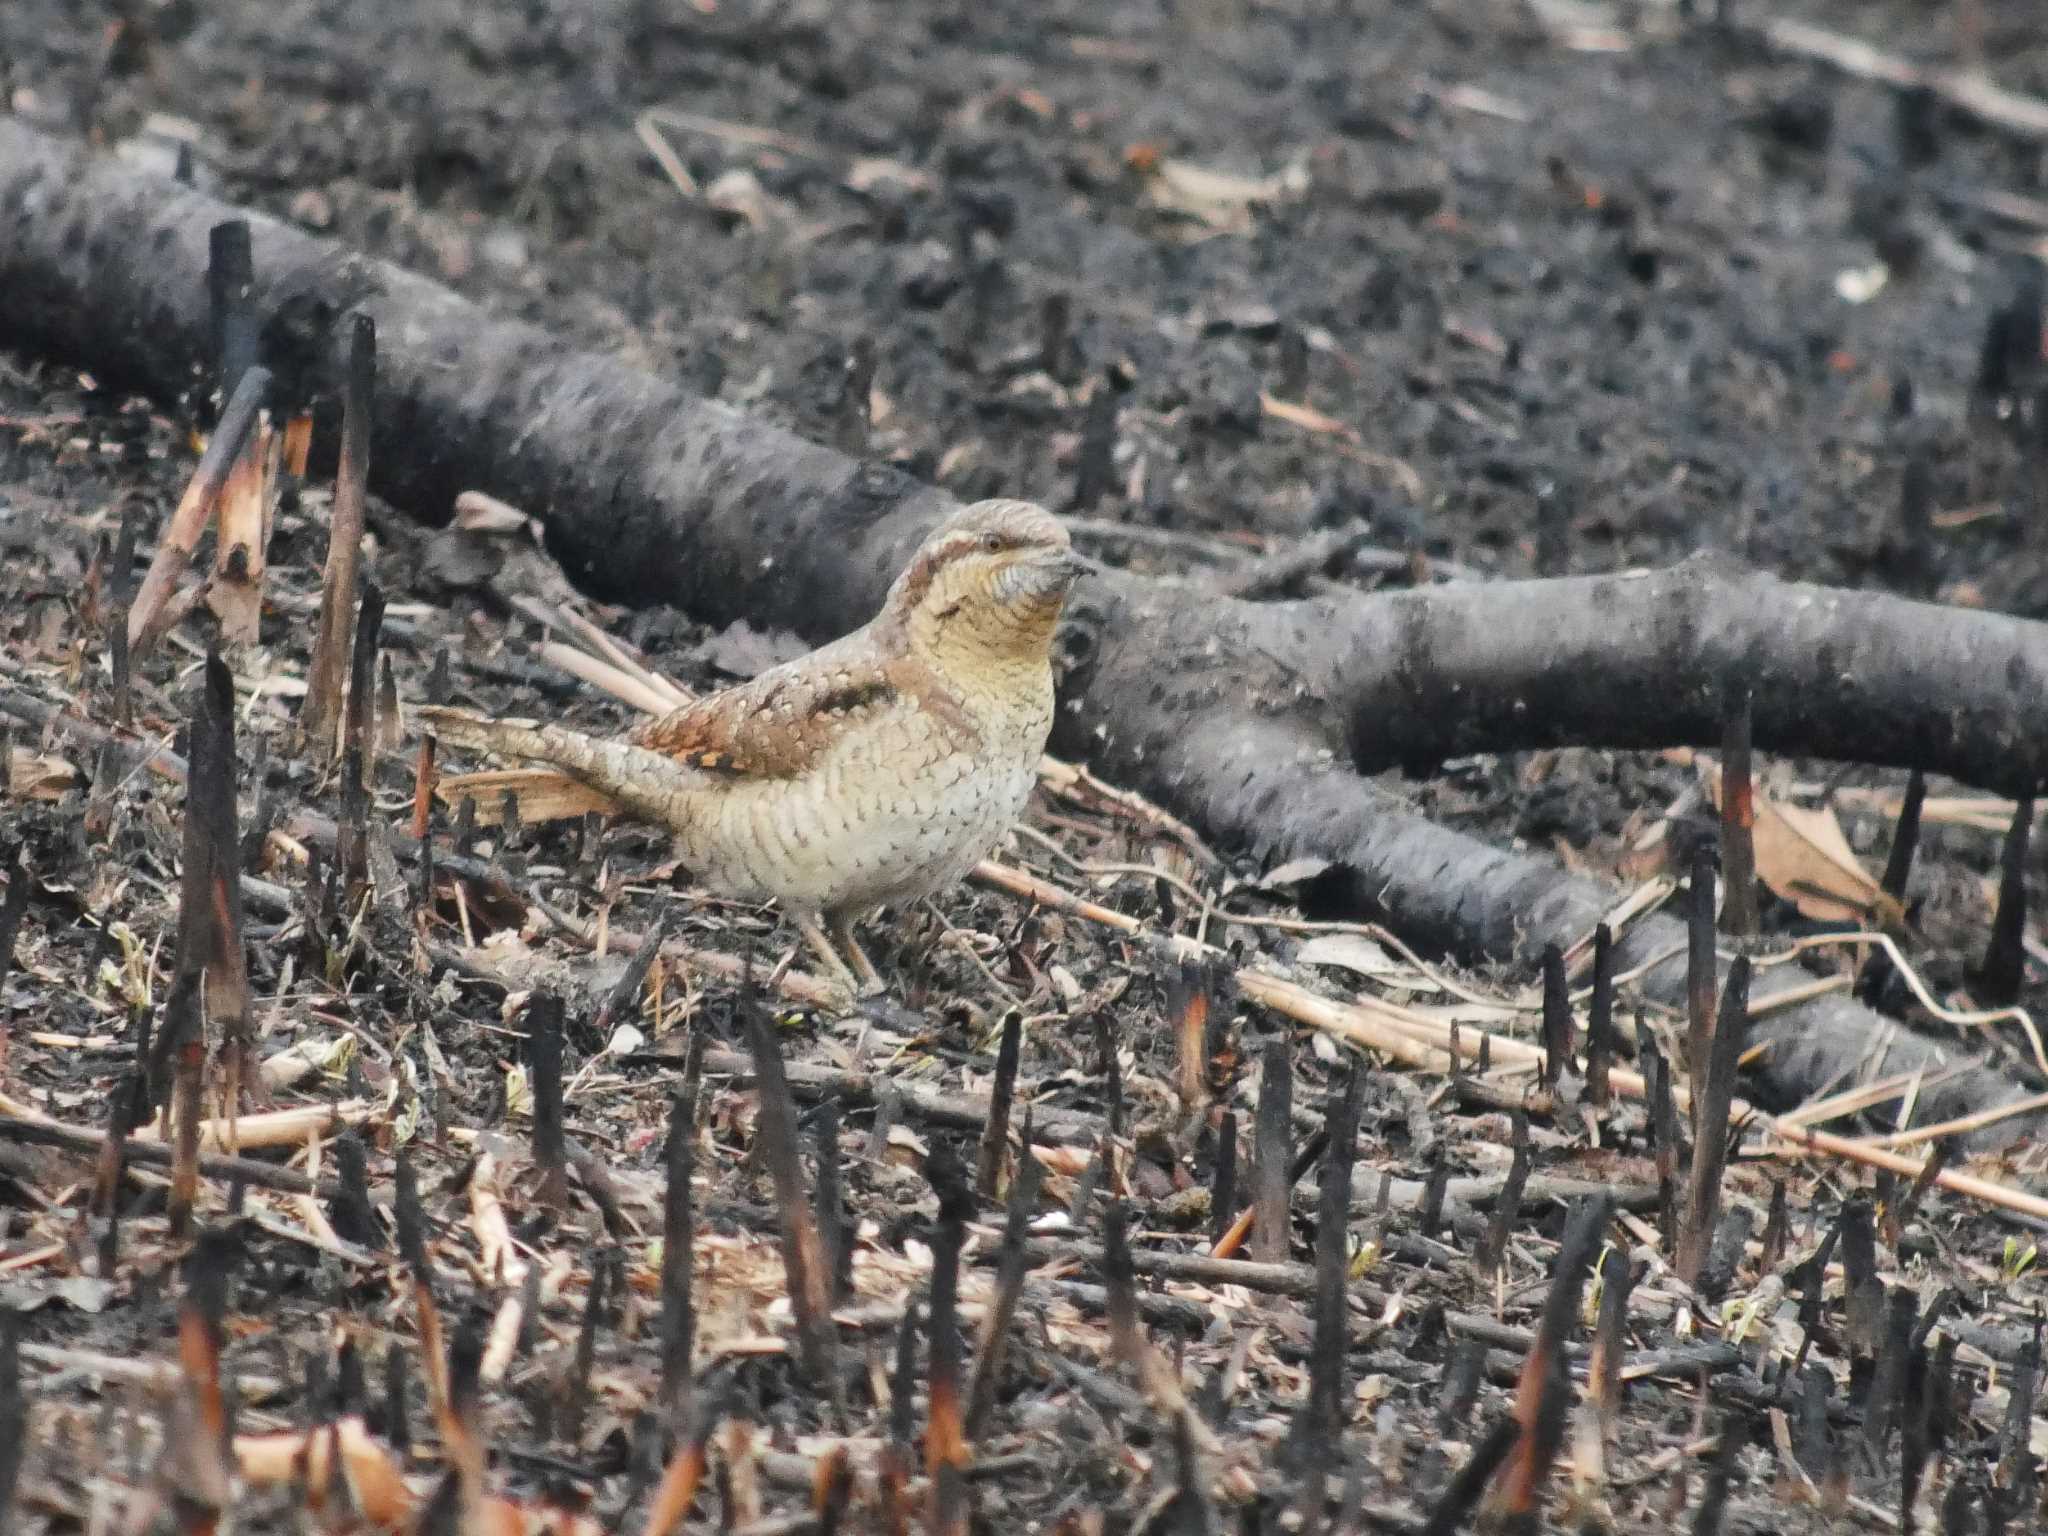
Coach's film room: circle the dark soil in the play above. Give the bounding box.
[5,1,2048,1532]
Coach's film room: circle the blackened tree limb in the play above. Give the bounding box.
[3,120,2047,793]
[0,119,2037,1140]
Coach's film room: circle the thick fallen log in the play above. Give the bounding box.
[0,117,2037,1139]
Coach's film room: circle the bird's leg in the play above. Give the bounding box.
[829,912,889,998]
[793,913,865,1002]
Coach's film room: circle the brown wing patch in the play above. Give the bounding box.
[633,667,900,780]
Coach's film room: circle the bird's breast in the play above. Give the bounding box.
[661,691,1046,915]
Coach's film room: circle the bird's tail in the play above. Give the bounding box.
[416,706,625,826]
[433,768,619,827]
[416,704,699,829]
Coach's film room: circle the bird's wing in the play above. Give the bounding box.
[632,646,914,780]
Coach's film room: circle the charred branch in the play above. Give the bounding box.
[0,118,2040,1141]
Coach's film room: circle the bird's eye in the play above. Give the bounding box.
[981,531,1004,551]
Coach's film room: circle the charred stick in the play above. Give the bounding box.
[161,971,205,1242]
[1838,1199,1885,1357]
[415,809,436,915]
[328,1130,382,1251]
[924,1144,973,1536]
[379,1344,410,1455]
[410,733,437,844]
[811,1444,854,1536]
[375,653,400,758]
[0,846,27,996]
[1759,1180,1789,1272]
[965,1118,1043,1440]
[1978,796,2033,1006]
[660,1084,697,1416]
[1296,1060,1364,1459]
[1584,923,1615,1108]
[976,1008,1023,1202]
[1864,1286,1918,1462]
[744,1002,840,1399]
[1899,1343,1935,1534]
[594,896,673,1040]
[879,1302,918,1536]
[1996,1331,2039,1494]
[1691,1412,1741,1536]
[206,219,257,408]
[336,582,385,884]
[1488,1194,1610,1527]
[442,1314,491,1520]
[92,1070,147,1270]
[1539,943,1571,1089]
[392,1150,454,1450]
[1168,957,1212,1113]
[1719,689,1759,936]
[1251,1037,1292,1264]
[0,1312,19,1529]
[1880,768,1927,901]
[109,496,139,728]
[1419,1143,1450,1239]
[1210,1109,1238,1249]
[1640,1017,1681,1250]
[1422,1415,1517,1536]
[304,313,375,760]
[1677,956,1750,1288]
[812,1097,850,1307]
[1438,1337,1485,1433]
[527,993,568,1210]
[1586,1245,1632,1448]
[171,1229,237,1521]
[191,655,252,1115]
[1482,1113,1531,1281]
[1685,847,1716,1132]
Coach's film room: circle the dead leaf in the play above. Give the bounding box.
[1248,856,1332,890]
[1701,763,1902,927]
[1295,932,1399,978]
[1136,154,1309,231]
[7,748,80,801]
[452,489,537,536]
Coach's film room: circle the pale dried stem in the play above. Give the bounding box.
[304,315,373,760]
[206,414,279,644]
[126,366,270,656]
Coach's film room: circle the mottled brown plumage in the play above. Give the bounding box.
[417,499,1078,996]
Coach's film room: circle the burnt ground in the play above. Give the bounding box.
[5,0,2048,1531]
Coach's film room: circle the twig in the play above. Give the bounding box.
[303,313,374,760]
[1747,16,2048,143]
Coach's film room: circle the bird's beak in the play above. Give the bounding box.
[1033,548,1084,591]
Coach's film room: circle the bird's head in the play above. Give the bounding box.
[888,499,1079,676]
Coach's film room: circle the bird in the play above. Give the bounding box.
[415,498,1080,998]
